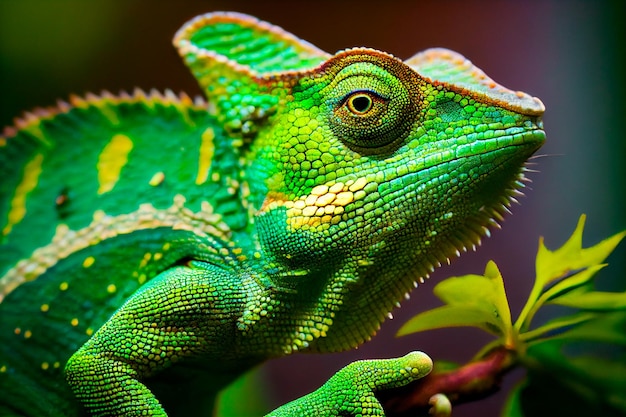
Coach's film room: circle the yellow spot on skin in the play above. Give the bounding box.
[149,171,165,187]
[93,210,106,222]
[348,177,368,192]
[41,362,49,371]
[196,128,215,185]
[315,192,336,207]
[139,252,152,269]
[310,184,329,196]
[86,328,94,336]
[153,252,163,261]
[3,153,44,236]
[70,318,79,327]
[97,133,133,194]
[24,330,32,339]
[82,256,95,268]
[278,177,375,231]
[53,362,60,369]
[40,304,49,312]
[59,282,69,291]
[162,242,171,251]
[14,328,21,335]
[329,182,344,193]
[334,191,354,207]
[0,365,6,373]
[107,284,117,293]
[302,206,317,217]
[289,216,304,228]
[138,273,147,284]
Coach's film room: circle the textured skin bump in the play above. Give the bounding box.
[0,12,544,417]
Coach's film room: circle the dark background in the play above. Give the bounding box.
[1,1,624,416]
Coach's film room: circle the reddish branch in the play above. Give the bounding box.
[379,347,517,416]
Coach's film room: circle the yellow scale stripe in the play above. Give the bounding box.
[0,194,231,302]
[195,128,215,185]
[263,177,372,231]
[2,153,44,236]
[97,134,134,194]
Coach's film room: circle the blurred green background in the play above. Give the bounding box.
[1,1,624,415]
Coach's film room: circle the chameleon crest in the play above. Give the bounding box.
[0,12,544,416]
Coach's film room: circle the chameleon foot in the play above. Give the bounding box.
[267,351,433,416]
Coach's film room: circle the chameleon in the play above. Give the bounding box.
[0,11,545,417]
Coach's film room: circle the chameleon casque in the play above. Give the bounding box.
[0,12,545,417]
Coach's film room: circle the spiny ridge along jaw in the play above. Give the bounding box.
[396,166,533,303]
[375,169,533,330]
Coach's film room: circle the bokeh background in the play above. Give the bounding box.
[1,1,624,416]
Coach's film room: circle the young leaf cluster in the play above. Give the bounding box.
[397,215,626,416]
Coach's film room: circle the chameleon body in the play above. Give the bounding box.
[0,12,545,416]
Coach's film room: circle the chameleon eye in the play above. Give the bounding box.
[338,90,388,122]
[327,66,415,151]
[346,92,374,115]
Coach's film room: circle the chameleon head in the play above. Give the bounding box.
[253,49,544,278]
[175,13,545,342]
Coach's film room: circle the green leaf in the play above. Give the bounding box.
[535,311,626,346]
[397,305,503,336]
[535,215,625,288]
[516,215,626,331]
[550,290,626,311]
[539,264,605,304]
[398,261,513,341]
[521,311,598,345]
[517,265,605,335]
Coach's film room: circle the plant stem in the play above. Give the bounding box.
[379,347,517,416]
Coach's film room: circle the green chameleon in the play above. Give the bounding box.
[0,12,545,417]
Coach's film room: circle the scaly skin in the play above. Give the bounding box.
[0,12,545,417]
